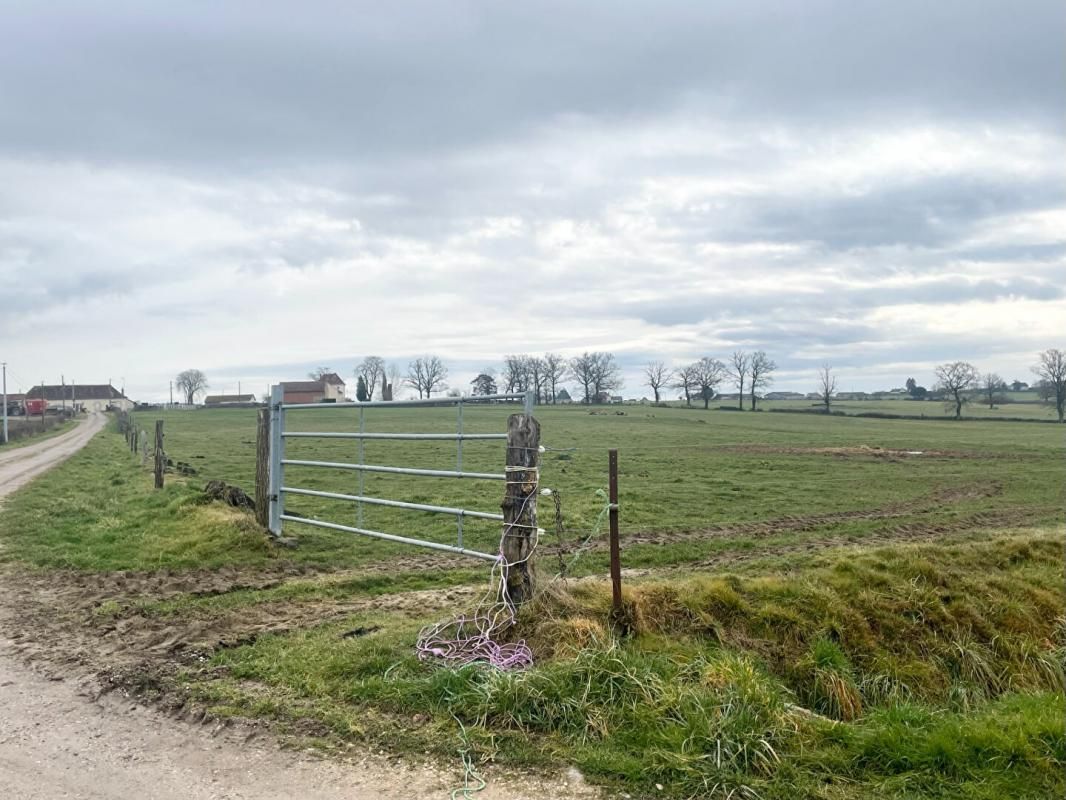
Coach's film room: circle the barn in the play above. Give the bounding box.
[280,373,347,404]
[26,384,134,413]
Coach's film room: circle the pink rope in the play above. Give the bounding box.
[416,492,538,670]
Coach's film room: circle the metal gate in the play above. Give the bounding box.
[268,386,535,561]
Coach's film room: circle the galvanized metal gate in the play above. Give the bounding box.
[267,386,534,561]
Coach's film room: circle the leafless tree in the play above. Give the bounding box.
[934,361,979,419]
[749,351,776,410]
[528,356,547,404]
[175,369,208,405]
[981,372,1005,409]
[356,356,385,401]
[502,354,532,393]
[569,352,622,403]
[1032,348,1066,422]
[405,356,448,399]
[307,366,333,380]
[818,364,837,413]
[643,361,673,404]
[692,357,726,409]
[673,363,698,407]
[729,351,750,411]
[386,362,403,397]
[542,352,567,403]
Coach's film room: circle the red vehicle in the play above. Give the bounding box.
[24,398,48,416]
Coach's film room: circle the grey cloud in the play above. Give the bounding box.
[0,2,1062,168]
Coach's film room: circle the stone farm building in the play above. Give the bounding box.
[26,383,133,413]
[280,373,347,404]
[203,394,258,406]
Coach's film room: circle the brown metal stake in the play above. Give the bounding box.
[608,448,622,615]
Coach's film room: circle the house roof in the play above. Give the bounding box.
[280,380,325,393]
[204,394,256,404]
[27,384,127,401]
[321,372,345,385]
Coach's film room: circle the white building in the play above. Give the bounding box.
[27,383,134,413]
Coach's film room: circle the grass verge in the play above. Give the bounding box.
[181,534,1064,799]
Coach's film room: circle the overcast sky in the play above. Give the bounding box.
[1,1,1063,401]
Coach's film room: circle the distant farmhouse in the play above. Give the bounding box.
[204,394,258,406]
[26,383,133,413]
[280,373,347,404]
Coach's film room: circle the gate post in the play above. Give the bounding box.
[255,406,271,528]
[501,411,540,605]
[268,384,284,535]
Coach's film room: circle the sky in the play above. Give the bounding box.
[1,1,1063,402]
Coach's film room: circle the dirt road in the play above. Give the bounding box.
[0,647,600,800]
[0,413,108,503]
[0,416,597,799]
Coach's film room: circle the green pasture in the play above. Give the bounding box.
[0,404,1062,798]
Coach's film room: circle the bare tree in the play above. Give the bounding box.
[1032,348,1066,422]
[692,357,726,409]
[673,363,698,407]
[749,351,776,410]
[175,369,208,405]
[542,352,567,404]
[981,372,1005,409]
[729,351,750,410]
[528,356,547,404]
[502,354,532,393]
[307,366,333,380]
[568,352,622,403]
[643,361,673,404]
[405,356,448,398]
[818,364,837,413]
[934,361,979,419]
[356,356,385,401]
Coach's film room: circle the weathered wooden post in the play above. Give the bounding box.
[140,429,148,466]
[501,410,540,605]
[254,407,271,528]
[154,420,165,489]
[608,449,622,614]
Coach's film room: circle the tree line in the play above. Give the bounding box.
[171,347,1065,422]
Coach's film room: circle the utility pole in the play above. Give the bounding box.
[61,374,66,414]
[2,362,8,445]
[169,380,173,407]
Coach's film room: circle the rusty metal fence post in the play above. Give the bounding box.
[608,448,622,615]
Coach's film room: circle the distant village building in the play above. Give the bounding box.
[203,394,258,406]
[26,383,133,413]
[764,391,805,400]
[280,373,347,404]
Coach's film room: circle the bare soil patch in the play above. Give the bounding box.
[720,444,1011,460]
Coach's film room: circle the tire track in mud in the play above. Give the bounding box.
[0,478,1022,688]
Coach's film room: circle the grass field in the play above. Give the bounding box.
[0,415,73,450]
[0,404,1062,798]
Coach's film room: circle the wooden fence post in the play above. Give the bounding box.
[154,420,165,489]
[254,407,271,528]
[140,429,148,466]
[501,411,540,605]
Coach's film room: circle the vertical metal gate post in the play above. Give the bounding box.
[268,384,284,535]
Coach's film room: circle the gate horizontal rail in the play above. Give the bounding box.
[282,486,505,521]
[281,392,528,411]
[281,458,505,480]
[279,515,499,561]
[282,432,507,441]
